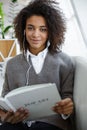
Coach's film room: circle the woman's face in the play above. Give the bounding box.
[25,15,48,55]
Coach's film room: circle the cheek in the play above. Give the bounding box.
[26,32,32,40]
[27,31,32,36]
[42,34,48,41]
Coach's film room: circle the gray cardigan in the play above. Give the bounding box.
[2,51,75,130]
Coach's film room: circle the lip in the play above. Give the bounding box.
[31,39,41,41]
[31,39,41,43]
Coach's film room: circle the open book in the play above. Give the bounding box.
[0,83,61,120]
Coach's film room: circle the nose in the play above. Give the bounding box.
[32,29,40,37]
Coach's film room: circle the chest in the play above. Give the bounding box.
[8,59,61,91]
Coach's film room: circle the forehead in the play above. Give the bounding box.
[26,15,47,26]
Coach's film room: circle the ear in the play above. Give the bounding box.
[24,30,25,35]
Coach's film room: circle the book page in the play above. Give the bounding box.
[0,97,11,111]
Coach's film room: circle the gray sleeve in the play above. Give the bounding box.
[1,68,10,97]
[60,57,75,100]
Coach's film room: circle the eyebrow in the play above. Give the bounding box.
[27,24,47,28]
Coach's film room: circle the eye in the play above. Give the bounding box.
[40,28,47,32]
[27,26,34,31]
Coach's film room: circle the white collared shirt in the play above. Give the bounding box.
[26,47,48,74]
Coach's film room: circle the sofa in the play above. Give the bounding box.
[73,56,87,130]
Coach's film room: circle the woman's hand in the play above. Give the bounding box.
[0,108,29,124]
[52,98,74,115]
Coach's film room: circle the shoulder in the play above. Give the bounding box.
[58,51,74,65]
[6,54,26,69]
[52,51,74,65]
[51,51,75,71]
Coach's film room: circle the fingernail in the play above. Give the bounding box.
[20,107,24,111]
[55,103,59,106]
[25,110,29,113]
[9,109,13,113]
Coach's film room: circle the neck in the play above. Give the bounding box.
[29,46,46,55]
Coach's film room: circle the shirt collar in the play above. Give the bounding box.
[26,41,50,62]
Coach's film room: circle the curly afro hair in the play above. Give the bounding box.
[13,0,66,53]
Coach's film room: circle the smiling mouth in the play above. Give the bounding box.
[31,39,41,43]
[32,39,40,41]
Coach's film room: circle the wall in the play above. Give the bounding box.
[58,0,87,57]
[72,0,87,45]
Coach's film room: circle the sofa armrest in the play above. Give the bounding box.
[73,56,87,130]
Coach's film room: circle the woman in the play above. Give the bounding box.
[0,0,75,130]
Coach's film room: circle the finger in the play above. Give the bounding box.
[53,105,73,115]
[4,108,24,123]
[16,108,29,119]
[11,109,29,124]
[11,113,29,124]
[59,102,73,110]
[59,106,73,114]
[3,110,14,122]
[53,100,74,113]
[62,107,73,114]
[6,115,15,123]
[15,110,29,121]
[53,101,73,111]
[14,113,29,124]
[58,98,73,106]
